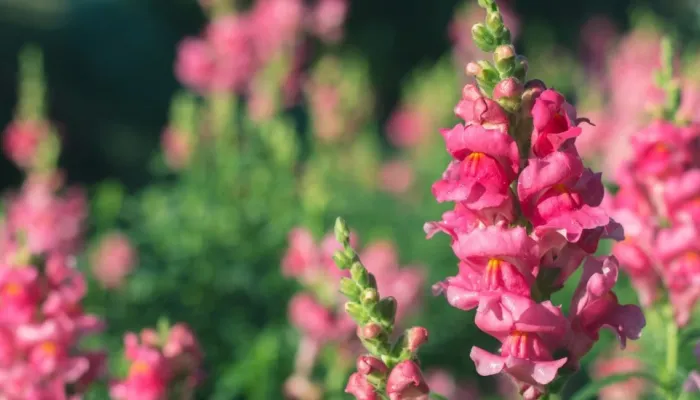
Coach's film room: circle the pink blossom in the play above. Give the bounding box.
[432,124,519,214]
[361,241,425,324]
[593,347,646,400]
[386,360,430,400]
[386,105,430,148]
[567,257,645,361]
[379,160,415,195]
[162,323,202,379]
[629,120,694,180]
[424,203,483,241]
[530,89,585,157]
[288,293,353,342]
[346,372,378,400]
[3,120,48,170]
[0,265,40,324]
[663,169,700,224]
[656,224,700,325]
[111,334,170,400]
[161,128,192,171]
[470,294,568,393]
[308,0,348,43]
[435,226,538,311]
[90,232,137,289]
[251,0,304,59]
[454,84,510,131]
[174,38,216,93]
[518,150,611,244]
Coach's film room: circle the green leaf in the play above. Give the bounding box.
[570,372,671,400]
[429,394,449,400]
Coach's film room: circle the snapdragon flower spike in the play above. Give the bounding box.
[111,323,203,400]
[426,1,642,397]
[333,218,431,400]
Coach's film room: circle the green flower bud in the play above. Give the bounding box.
[361,288,379,306]
[345,301,368,323]
[471,24,496,52]
[339,277,361,300]
[351,262,370,287]
[376,297,397,327]
[334,217,350,244]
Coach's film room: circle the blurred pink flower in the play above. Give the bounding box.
[593,346,646,400]
[379,160,415,195]
[90,232,137,289]
[161,128,192,171]
[3,120,48,170]
[386,106,430,148]
[308,0,348,43]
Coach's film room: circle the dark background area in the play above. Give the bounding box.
[0,0,697,191]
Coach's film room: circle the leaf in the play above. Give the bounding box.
[570,372,671,400]
[429,394,449,400]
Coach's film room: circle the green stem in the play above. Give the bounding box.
[665,304,679,400]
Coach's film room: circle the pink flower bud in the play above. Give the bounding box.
[345,372,378,400]
[90,232,137,289]
[493,78,524,100]
[3,120,48,170]
[360,323,382,339]
[356,356,388,376]
[405,327,428,353]
[386,360,430,400]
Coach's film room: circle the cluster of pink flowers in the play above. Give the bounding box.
[175,0,347,95]
[426,67,645,396]
[606,117,700,325]
[110,323,203,400]
[0,119,103,398]
[282,227,425,396]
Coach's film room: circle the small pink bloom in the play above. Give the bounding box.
[424,203,483,241]
[567,257,645,360]
[436,226,539,311]
[251,0,304,59]
[0,265,40,324]
[386,106,430,148]
[345,372,378,400]
[530,89,586,157]
[405,327,429,353]
[161,128,192,171]
[518,150,611,244]
[3,120,48,169]
[111,334,170,400]
[90,232,137,289]
[163,323,202,379]
[593,348,646,400]
[454,84,510,131]
[386,360,430,400]
[664,169,700,224]
[174,38,215,93]
[204,15,257,92]
[656,224,700,325]
[433,124,519,212]
[424,369,480,400]
[308,0,348,43]
[282,228,318,278]
[356,355,388,376]
[379,160,415,195]
[629,120,693,179]
[288,293,353,342]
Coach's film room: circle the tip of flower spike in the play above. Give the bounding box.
[334,217,350,245]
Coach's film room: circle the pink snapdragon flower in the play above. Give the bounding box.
[386,105,431,149]
[593,346,646,400]
[90,232,137,289]
[427,6,642,395]
[386,360,430,400]
[3,120,48,170]
[111,324,203,400]
[566,257,645,362]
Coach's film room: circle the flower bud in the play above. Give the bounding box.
[345,302,369,324]
[351,263,370,287]
[386,360,430,400]
[486,12,505,35]
[376,297,397,327]
[357,356,388,376]
[345,372,378,400]
[494,44,516,76]
[340,277,361,300]
[521,79,547,114]
[493,78,523,100]
[360,323,382,339]
[405,327,429,353]
[471,23,496,52]
[334,217,350,244]
[333,251,351,269]
[361,288,379,305]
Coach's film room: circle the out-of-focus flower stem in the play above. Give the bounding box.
[664,303,679,400]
